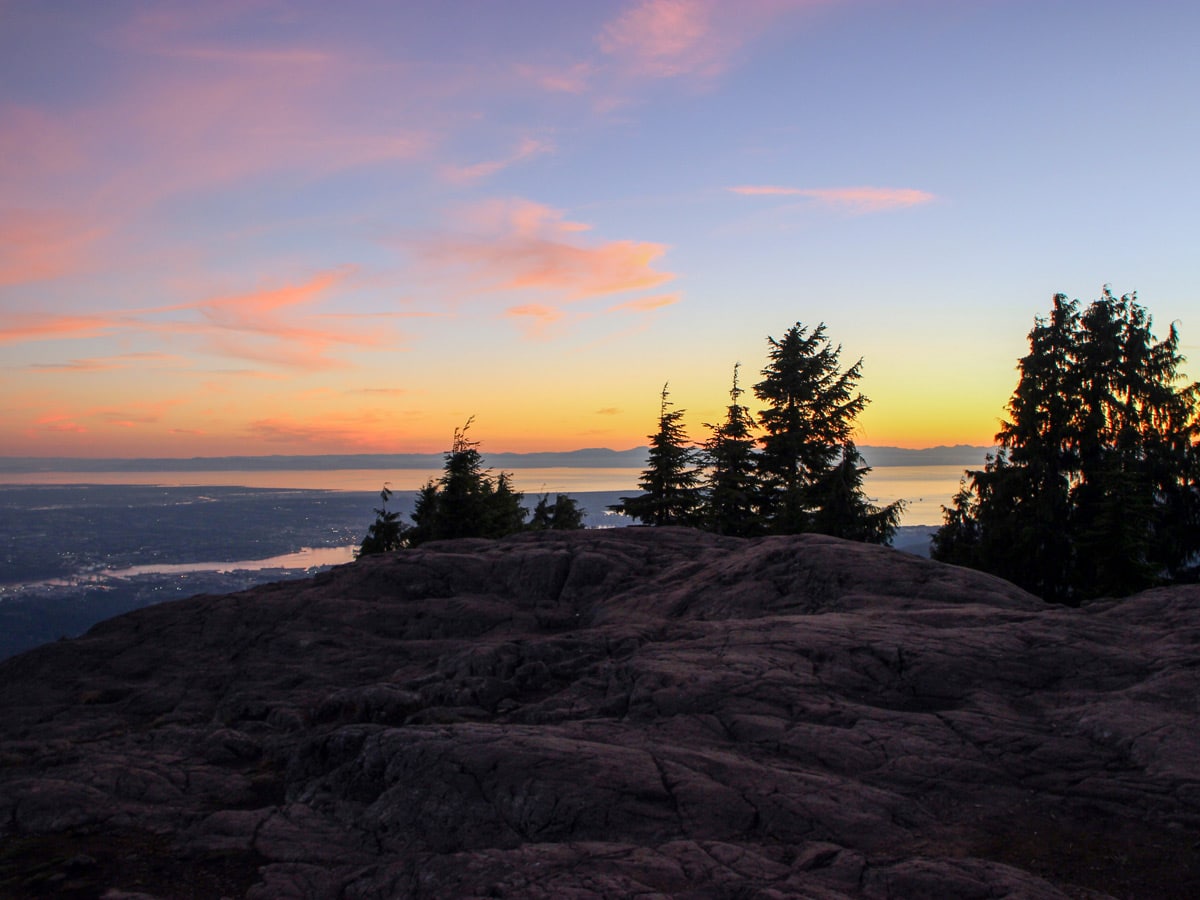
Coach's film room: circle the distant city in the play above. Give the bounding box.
[0,446,994,661]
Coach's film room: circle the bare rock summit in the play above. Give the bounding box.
[1,528,1197,898]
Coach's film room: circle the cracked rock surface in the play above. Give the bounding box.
[1,527,1198,898]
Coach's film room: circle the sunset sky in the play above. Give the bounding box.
[2,0,1198,458]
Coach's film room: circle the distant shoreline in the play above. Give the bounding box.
[0,445,992,473]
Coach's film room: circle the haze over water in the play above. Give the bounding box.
[2,464,967,526]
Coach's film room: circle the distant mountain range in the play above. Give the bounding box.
[0,445,992,473]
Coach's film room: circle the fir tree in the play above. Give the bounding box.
[357,484,406,556]
[528,493,586,530]
[610,383,702,526]
[933,289,1200,602]
[1070,290,1199,595]
[808,442,903,543]
[700,363,761,536]
[753,322,879,538]
[405,419,527,547]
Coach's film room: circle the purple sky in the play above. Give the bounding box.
[2,0,1198,456]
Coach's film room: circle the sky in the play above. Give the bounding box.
[2,0,1198,458]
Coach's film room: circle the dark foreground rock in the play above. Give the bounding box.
[1,528,1197,899]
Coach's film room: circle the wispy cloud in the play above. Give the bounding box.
[94,406,168,427]
[28,352,179,372]
[515,62,595,94]
[0,209,108,287]
[729,185,936,213]
[0,312,120,344]
[348,387,410,396]
[608,293,681,313]
[3,269,395,371]
[167,269,390,369]
[598,0,725,78]
[25,399,180,439]
[245,410,399,451]
[412,198,674,302]
[597,0,818,81]
[505,303,567,339]
[32,413,88,435]
[441,137,554,185]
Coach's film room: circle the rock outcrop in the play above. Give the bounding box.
[1,528,1197,898]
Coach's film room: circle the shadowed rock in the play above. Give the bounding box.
[1,528,1197,898]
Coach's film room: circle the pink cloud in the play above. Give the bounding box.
[515,62,595,94]
[106,66,428,199]
[33,413,88,434]
[608,292,681,313]
[597,0,819,80]
[170,269,393,369]
[441,137,554,185]
[28,352,178,372]
[95,407,164,427]
[414,198,674,302]
[599,0,721,78]
[0,312,120,344]
[3,269,395,371]
[729,185,806,196]
[0,209,108,287]
[245,411,397,451]
[1,21,431,226]
[0,31,431,292]
[505,303,567,339]
[0,106,86,182]
[729,185,936,213]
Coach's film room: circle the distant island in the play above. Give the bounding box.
[0,445,991,473]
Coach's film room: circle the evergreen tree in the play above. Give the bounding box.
[610,383,702,525]
[808,442,903,543]
[357,484,406,557]
[700,363,761,536]
[406,419,528,547]
[528,493,586,530]
[935,450,1039,588]
[988,295,1081,601]
[1070,289,1199,595]
[753,322,883,539]
[929,478,982,565]
[933,289,1200,602]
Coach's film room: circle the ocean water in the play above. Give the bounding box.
[0,463,968,523]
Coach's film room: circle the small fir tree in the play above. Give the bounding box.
[405,419,528,547]
[610,384,702,525]
[357,484,406,557]
[528,493,586,530]
[808,442,903,543]
[700,363,761,536]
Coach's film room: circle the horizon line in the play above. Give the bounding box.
[0,444,996,473]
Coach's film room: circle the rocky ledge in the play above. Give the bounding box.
[1,528,1198,899]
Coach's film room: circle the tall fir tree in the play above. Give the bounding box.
[933,289,1200,602]
[700,363,761,536]
[753,322,889,539]
[988,295,1080,601]
[1070,290,1200,595]
[610,384,702,526]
